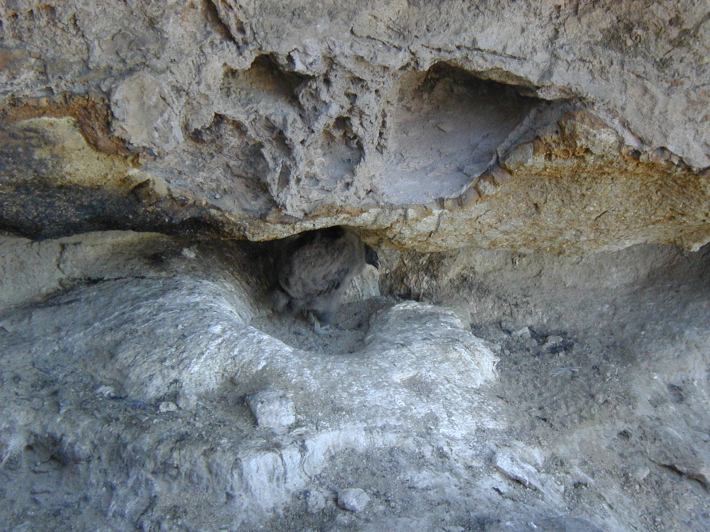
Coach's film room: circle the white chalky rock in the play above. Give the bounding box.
[337,488,370,512]
[246,389,296,431]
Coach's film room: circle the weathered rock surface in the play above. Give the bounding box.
[0,231,708,530]
[0,232,501,529]
[246,389,296,432]
[2,2,710,530]
[1,1,708,251]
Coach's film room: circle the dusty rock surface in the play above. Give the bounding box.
[0,231,708,530]
[1,1,709,530]
[1,1,708,250]
[0,232,501,529]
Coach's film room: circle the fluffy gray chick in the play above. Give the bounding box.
[271,227,379,328]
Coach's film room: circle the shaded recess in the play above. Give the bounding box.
[311,116,364,189]
[379,63,542,205]
[220,54,308,108]
[0,183,221,240]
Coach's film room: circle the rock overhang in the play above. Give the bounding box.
[0,0,707,252]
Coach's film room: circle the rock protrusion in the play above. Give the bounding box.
[337,488,370,512]
[246,389,296,432]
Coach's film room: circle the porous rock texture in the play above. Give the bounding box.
[1,1,710,531]
[1,0,708,250]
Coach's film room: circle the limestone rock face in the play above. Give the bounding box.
[1,231,708,530]
[0,232,502,529]
[1,3,710,530]
[1,1,708,251]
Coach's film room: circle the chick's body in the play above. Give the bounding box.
[272,227,377,325]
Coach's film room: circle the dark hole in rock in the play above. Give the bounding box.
[247,227,386,354]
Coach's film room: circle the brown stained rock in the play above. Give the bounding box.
[0,48,31,71]
[0,116,132,189]
[223,108,707,254]
[0,115,226,239]
[1,4,708,253]
[0,101,707,253]
[0,93,134,158]
[408,111,709,254]
[241,111,708,254]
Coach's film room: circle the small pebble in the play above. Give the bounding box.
[246,389,295,431]
[95,384,124,399]
[96,385,115,398]
[181,247,197,259]
[512,327,532,339]
[542,335,565,352]
[632,466,650,482]
[337,488,370,512]
[158,401,179,413]
[495,452,544,492]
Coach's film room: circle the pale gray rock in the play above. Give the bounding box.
[271,227,379,327]
[485,517,604,532]
[4,0,707,166]
[337,488,370,512]
[495,451,544,492]
[0,2,709,530]
[511,327,532,339]
[246,390,296,431]
[0,231,708,530]
[542,335,565,353]
[158,401,179,413]
[95,384,122,399]
[111,70,184,152]
[305,489,327,514]
[0,231,502,530]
